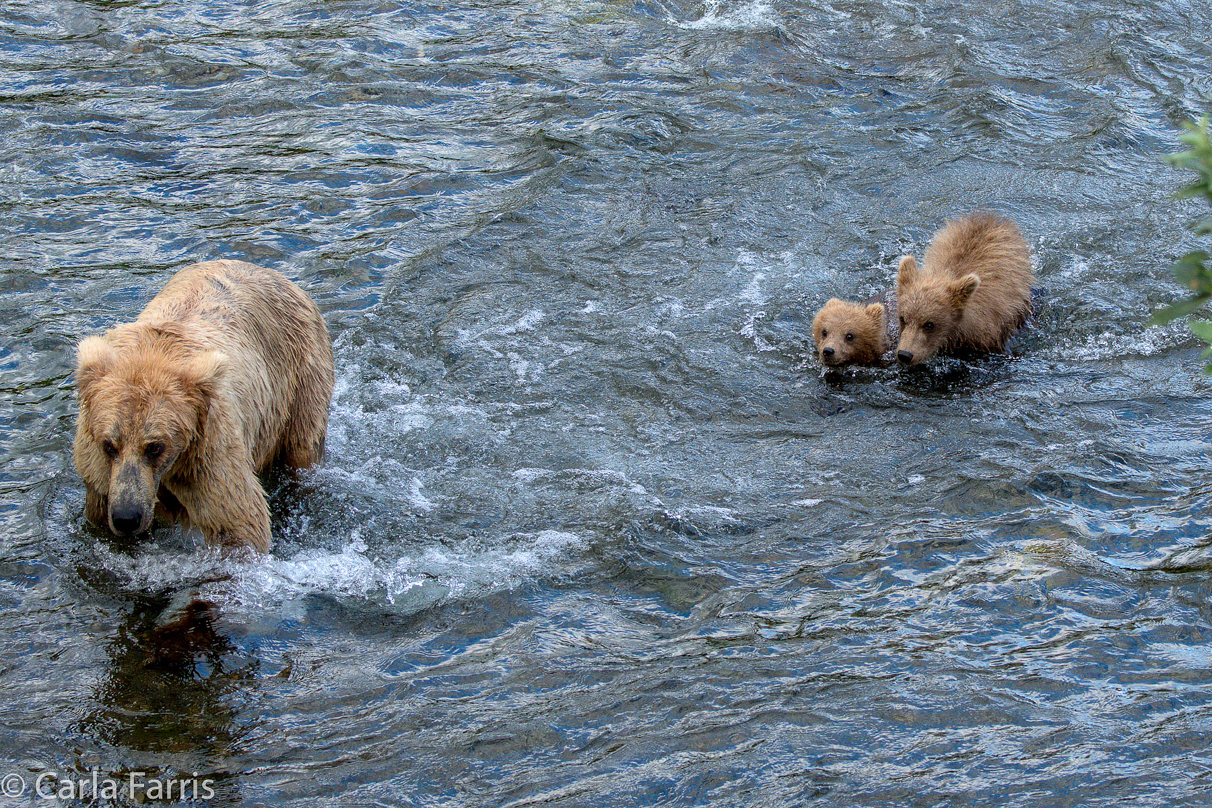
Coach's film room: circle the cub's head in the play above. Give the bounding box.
[74,333,226,537]
[811,298,887,367]
[895,255,979,366]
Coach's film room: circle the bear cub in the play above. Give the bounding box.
[895,212,1033,366]
[811,296,895,368]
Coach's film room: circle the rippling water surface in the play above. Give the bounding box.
[4,0,1212,805]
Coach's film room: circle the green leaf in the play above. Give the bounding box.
[1160,113,1212,365]
[1190,319,1212,343]
[1177,132,1206,150]
[1171,250,1212,286]
[1174,184,1211,201]
[1149,294,1211,326]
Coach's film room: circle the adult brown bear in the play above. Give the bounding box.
[73,260,334,553]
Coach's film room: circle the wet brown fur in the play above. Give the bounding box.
[73,260,335,553]
[812,298,890,367]
[896,212,1032,366]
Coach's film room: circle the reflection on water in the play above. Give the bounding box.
[4,0,1212,805]
[72,596,246,806]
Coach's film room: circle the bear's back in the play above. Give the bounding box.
[924,212,1033,352]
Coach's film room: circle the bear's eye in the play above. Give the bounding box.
[923,321,935,333]
[845,332,855,342]
[820,328,828,338]
[101,439,118,459]
[144,442,165,461]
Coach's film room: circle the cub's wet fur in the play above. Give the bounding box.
[895,212,1033,366]
[811,296,894,367]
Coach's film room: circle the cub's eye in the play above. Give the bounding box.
[899,317,906,328]
[144,442,165,461]
[101,440,118,459]
[923,321,935,333]
[820,328,828,338]
[845,332,855,342]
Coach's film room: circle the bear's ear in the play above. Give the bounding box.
[183,351,229,403]
[180,352,229,441]
[865,302,885,323]
[897,255,918,287]
[76,336,115,399]
[948,274,981,309]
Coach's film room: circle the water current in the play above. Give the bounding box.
[3,0,1212,805]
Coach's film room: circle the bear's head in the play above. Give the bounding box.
[75,330,226,537]
[812,298,887,367]
[895,255,980,366]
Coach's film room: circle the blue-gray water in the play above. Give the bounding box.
[3,1,1212,805]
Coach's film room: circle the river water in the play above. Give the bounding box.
[3,0,1212,805]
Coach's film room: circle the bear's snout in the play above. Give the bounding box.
[108,462,155,536]
[822,347,835,359]
[897,350,914,365]
[109,501,147,536]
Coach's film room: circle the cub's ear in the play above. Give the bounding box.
[897,255,918,287]
[76,336,115,398]
[865,302,885,322]
[813,299,841,328]
[816,297,843,315]
[948,274,981,309]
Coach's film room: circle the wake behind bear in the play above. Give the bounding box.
[73,260,335,553]
[810,213,1033,369]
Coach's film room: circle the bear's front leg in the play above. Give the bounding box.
[84,486,108,530]
[171,465,273,554]
[155,486,188,524]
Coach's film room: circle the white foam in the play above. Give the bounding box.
[497,309,546,336]
[666,504,741,523]
[643,324,679,342]
[507,351,540,383]
[740,272,765,305]
[740,310,774,351]
[227,530,585,611]
[658,297,687,319]
[312,460,437,512]
[92,529,586,617]
[512,466,659,500]
[673,0,779,31]
[1056,323,1187,362]
[408,478,437,512]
